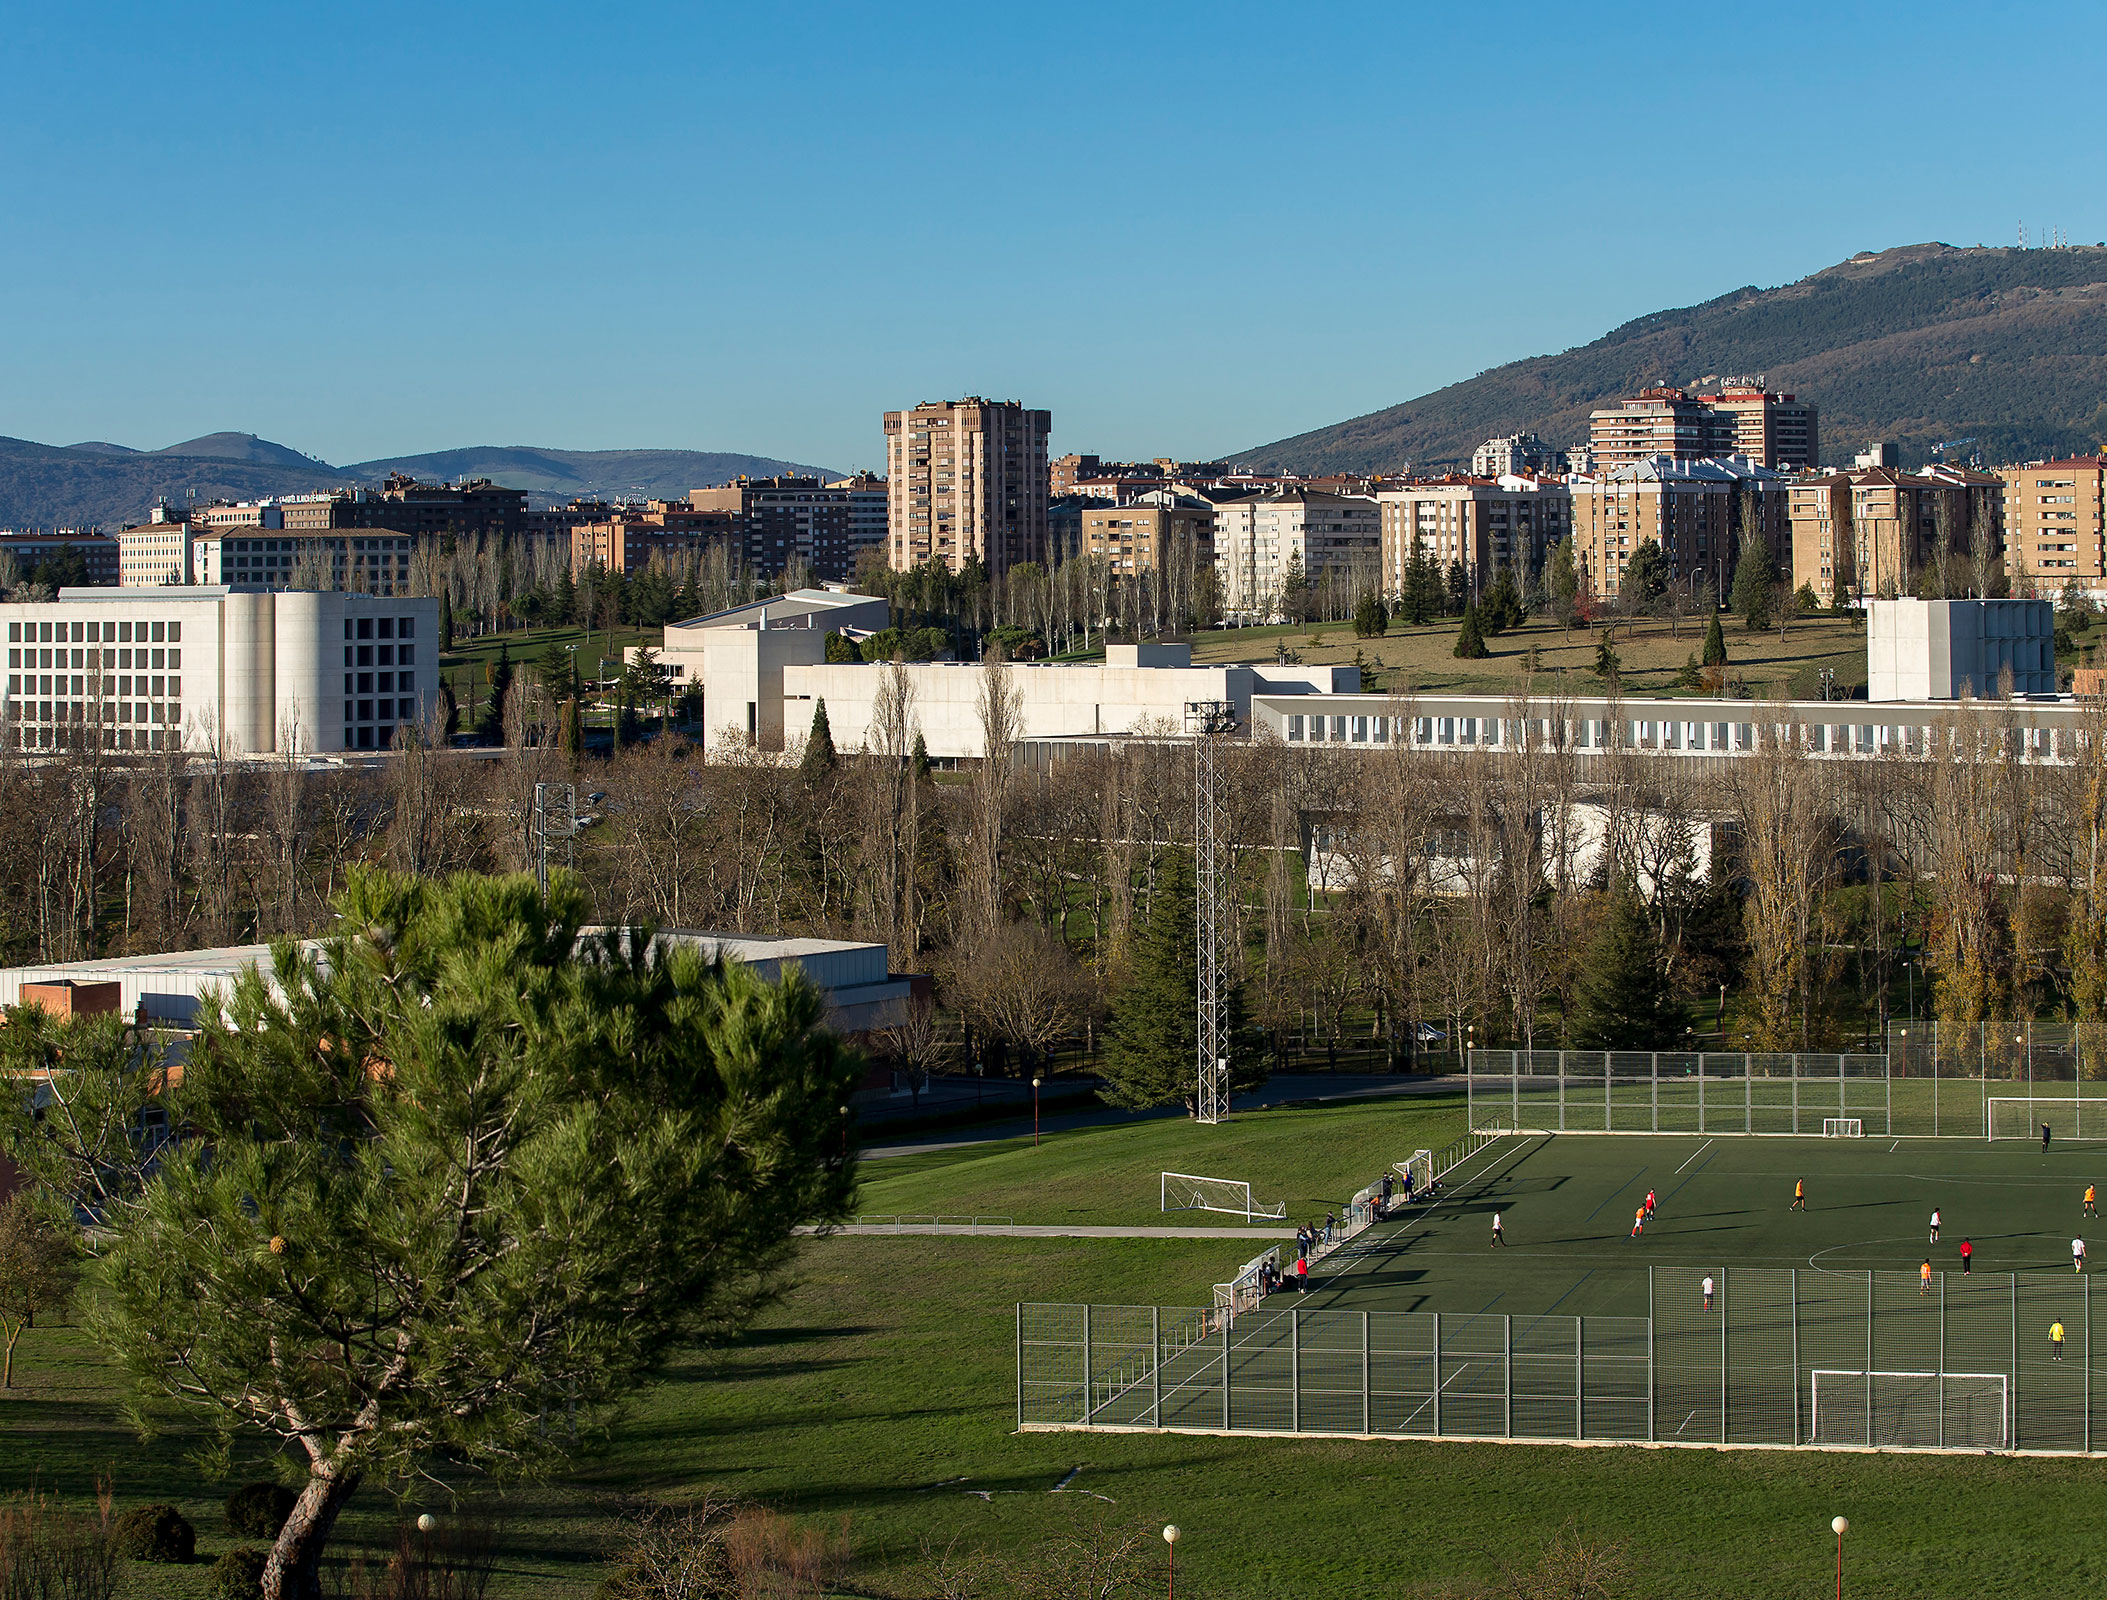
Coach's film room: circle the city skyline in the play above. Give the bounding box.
[6,2,2107,474]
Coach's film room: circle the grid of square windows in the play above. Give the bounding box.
[2,618,184,750]
[341,615,422,749]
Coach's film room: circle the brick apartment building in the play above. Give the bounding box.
[885,399,1050,577]
[1998,458,2107,587]
[1376,476,1570,598]
[1079,495,1215,577]
[1589,385,1818,473]
[1567,456,1790,603]
[1790,467,2005,605]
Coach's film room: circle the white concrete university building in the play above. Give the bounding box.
[1,588,440,755]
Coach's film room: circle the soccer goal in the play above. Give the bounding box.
[1809,1369,2008,1450]
[1822,1118,1863,1138]
[1161,1172,1286,1221]
[1395,1149,1434,1198]
[1987,1098,2107,1142]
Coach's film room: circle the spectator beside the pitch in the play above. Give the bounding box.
[1381,1172,1395,1213]
[1960,1238,1974,1274]
[1293,1255,1309,1292]
[1325,1211,1337,1244]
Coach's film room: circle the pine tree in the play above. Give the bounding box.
[554,569,577,626]
[800,699,839,782]
[438,589,454,651]
[1592,635,1621,682]
[1279,552,1311,624]
[1485,568,1525,633]
[910,732,931,783]
[1548,538,1581,627]
[1101,851,1201,1109]
[1352,589,1389,638]
[1731,539,1775,631]
[561,695,584,761]
[1445,560,1469,617]
[1453,603,1488,660]
[1702,610,1728,668]
[1570,880,1678,1049]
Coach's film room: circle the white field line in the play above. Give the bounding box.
[1674,1139,1714,1176]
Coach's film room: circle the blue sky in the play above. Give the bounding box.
[5,0,2104,473]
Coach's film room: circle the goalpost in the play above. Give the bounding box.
[1161,1171,1286,1222]
[1822,1118,1863,1138]
[1396,1149,1434,1198]
[1987,1098,2106,1142]
[1809,1369,2008,1450]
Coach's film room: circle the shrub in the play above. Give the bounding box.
[224,1482,296,1540]
[209,1546,269,1598]
[0,1492,121,1600]
[113,1503,195,1564]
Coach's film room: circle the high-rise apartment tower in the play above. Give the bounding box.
[884,399,1050,576]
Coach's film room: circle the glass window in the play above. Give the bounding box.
[1287,715,1305,741]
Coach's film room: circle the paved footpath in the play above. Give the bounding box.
[799,1223,1295,1239]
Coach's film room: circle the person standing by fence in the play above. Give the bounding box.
[1960,1238,1974,1274]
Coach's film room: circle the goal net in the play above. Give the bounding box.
[1161,1171,1286,1221]
[1822,1118,1863,1138]
[1395,1149,1434,1199]
[1809,1369,2007,1450]
[1987,1098,2107,1142]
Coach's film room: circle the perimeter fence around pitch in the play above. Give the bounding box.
[1019,1267,2107,1454]
[1467,1046,2107,1139]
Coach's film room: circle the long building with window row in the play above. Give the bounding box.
[0,588,438,756]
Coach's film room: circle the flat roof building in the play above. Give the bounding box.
[0,587,438,756]
[884,399,1050,578]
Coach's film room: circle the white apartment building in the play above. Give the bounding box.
[0,588,439,756]
[1469,433,1566,478]
[1213,488,1380,620]
[118,523,194,587]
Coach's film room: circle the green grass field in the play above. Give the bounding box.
[16,1104,2107,1597]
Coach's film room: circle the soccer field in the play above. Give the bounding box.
[1300,1130,2104,1320]
[1021,1128,2107,1452]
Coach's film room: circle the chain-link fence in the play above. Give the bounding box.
[1020,1268,2107,1453]
[1468,1047,2107,1139]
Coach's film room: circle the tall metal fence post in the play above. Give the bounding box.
[1575,1317,1584,1440]
[1938,1274,1947,1451]
[1362,1311,1372,1436]
[1467,1060,1474,1129]
[1791,1268,1801,1445]
[1290,1307,1301,1433]
[1604,1054,1611,1133]
[1559,1057,1566,1133]
[1933,1042,1940,1137]
[1512,1064,1519,1130]
[1699,1058,1706,1133]
[2012,1273,2021,1449]
[1015,1304,1025,1429]
[2086,1276,2093,1454]
[1082,1305,1095,1426]
[1745,1067,1752,1135]
[1220,1312,1231,1431]
[1432,1312,1443,1437]
[1652,1055,1659,1132]
[1152,1307,1162,1428]
[1647,1266,1657,1441]
[1864,1271,1874,1447]
[1792,1072,1800,1136]
[1885,1058,1893,1136]
[1721,1265,1730,1444]
[1504,1314,1513,1438]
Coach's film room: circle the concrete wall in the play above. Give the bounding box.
[1868,597,2054,701]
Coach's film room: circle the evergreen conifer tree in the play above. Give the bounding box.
[1731,540,1775,631]
[1485,568,1525,633]
[1453,603,1489,660]
[1445,560,1469,616]
[1548,539,1581,627]
[1702,610,1729,668]
[910,732,931,782]
[1352,590,1389,638]
[438,589,454,651]
[799,699,839,781]
[1099,849,1266,1109]
[1592,635,1621,682]
[1570,879,1678,1049]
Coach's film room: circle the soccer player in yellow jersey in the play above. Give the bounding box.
[1791,1178,1806,1211]
[2087,1184,2097,1219]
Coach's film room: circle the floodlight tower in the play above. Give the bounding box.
[1185,700,1238,1125]
[533,781,578,895]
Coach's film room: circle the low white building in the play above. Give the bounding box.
[779,642,1356,761]
[0,587,438,755]
[1867,597,2055,701]
[0,929,912,1035]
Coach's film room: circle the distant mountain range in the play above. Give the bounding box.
[1238,242,2107,473]
[0,433,840,530]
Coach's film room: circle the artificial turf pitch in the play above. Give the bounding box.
[1295,1129,2107,1321]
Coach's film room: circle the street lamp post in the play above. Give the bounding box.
[1162,1526,1180,1598]
[1831,1515,1848,1600]
[1032,1075,1043,1147]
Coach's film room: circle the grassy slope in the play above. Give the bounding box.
[857,1092,1470,1228]
[11,1104,2107,1599]
[1189,613,1868,699]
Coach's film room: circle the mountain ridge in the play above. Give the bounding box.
[1236,242,2107,473]
[0,437,840,530]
